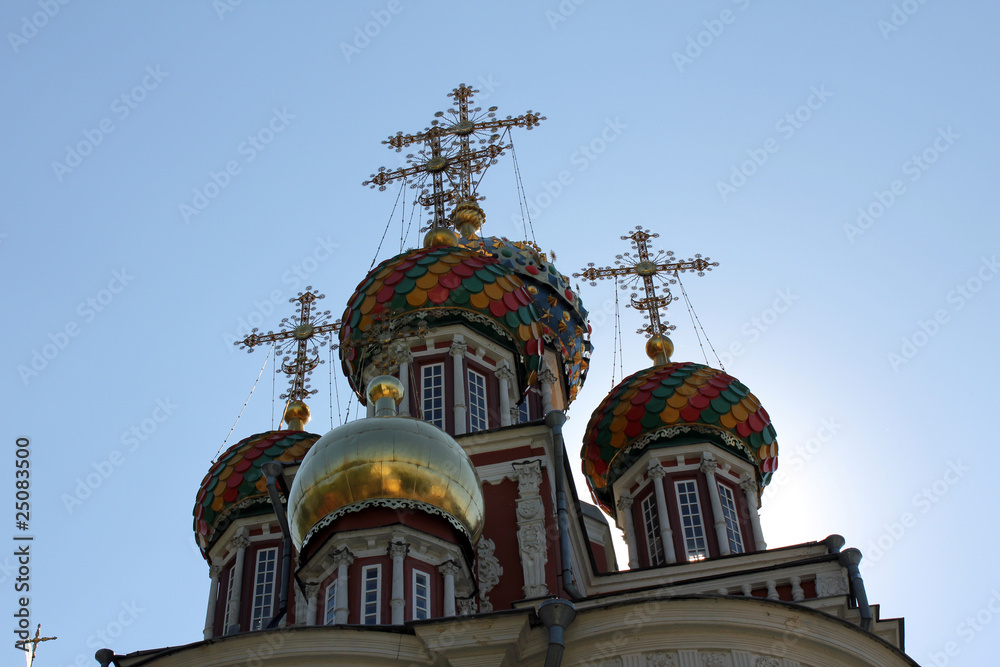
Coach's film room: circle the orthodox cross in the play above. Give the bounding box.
[17,624,57,666]
[574,226,718,337]
[363,84,545,230]
[343,309,432,396]
[234,287,341,403]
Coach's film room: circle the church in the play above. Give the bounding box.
[93,85,917,667]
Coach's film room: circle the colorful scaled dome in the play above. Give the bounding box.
[340,243,546,397]
[193,430,320,559]
[462,236,591,403]
[581,362,778,511]
[288,377,485,552]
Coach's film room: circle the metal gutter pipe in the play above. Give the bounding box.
[262,461,293,629]
[538,598,577,667]
[839,548,873,631]
[545,410,582,600]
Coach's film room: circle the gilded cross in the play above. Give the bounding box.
[234,287,341,402]
[17,624,57,666]
[363,84,545,230]
[574,226,718,337]
[342,309,432,398]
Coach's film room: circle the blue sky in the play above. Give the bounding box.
[2,2,998,665]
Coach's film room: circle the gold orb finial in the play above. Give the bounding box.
[423,226,459,248]
[367,375,405,417]
[284,400,311,430]
[646,334,673,366]
[451,200,485,239]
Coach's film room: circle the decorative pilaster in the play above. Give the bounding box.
[294,583,307,626]
[331,547,354,624]
[538,367,558,415]
[700,457,730,556]
[204,565,221,639]
[389,540,409,624]
[508,460,548,597]
[450,337,468,435]
[495,362,515,427]
[617,494,640,569]
[439,560,460,617]
[225,532,250,634]
[476,538,502,612]
[303,582,320,626]
[740,476,767,550]
[647,463,677,564]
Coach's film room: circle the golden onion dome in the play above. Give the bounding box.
[287,376,485,552]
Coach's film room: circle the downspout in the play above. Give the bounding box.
[544,410,582,600]
[839,548,873,631]
[538,598,577,667]
[262,461,293,629]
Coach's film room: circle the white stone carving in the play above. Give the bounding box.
[509,460,549,597]
[476,538,502,613]
[815,572,849,597]
[457,596,477,616]
[701,653,727,667]
[647,653,678,667]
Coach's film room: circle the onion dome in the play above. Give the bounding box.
[288,377,485,553]
[581,362,779,511]
[462,236,592,403]
[193,430,321,559]
[340,244,546,397]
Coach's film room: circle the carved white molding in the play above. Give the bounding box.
[508,460,549,597]
[815,572,849,597]
[701,653,727,667]
[476,538,502,613]
[646,653,678,667]
[456,596,477,616]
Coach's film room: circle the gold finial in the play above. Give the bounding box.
[573,226,718,344]
[363,84,545,235]
[234,287,341,404]
[424,226,459,248]
[646,334,674,365]
[283,400,311,430]
[452,200,486,239]
[367,375,405,417]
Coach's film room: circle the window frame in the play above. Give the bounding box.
[249,546,278,630]
[361,564,381,625]
[324,579,338,625]
[222,565,237,630]
[674,479,708,561]
[717,481,745,554]
[421,363,445,429]
[412,568,431,621]
[640,492,665,566]
[467,368,488,432]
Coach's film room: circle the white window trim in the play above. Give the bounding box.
[640,493,665,566]
[412,568,431,621]
[361,564,381,625]
[674,480,708,561]
[717,482,745,554]
[468,369,488,432]
[324,579,338,625]
[421,363,445,428]
[223,565,237,629]
[250,547,278,630]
